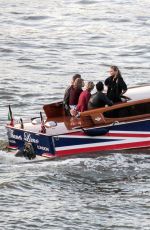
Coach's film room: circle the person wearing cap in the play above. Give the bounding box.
[88,81,113,109]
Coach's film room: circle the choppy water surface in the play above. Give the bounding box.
[1,151,150,229]
[0,0,150,229]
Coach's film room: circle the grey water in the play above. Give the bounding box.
[0,0,150,229]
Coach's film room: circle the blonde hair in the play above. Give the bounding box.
[86,81,95,91]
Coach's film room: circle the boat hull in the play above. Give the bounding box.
[6,84,150,159]
[6,119,150,159]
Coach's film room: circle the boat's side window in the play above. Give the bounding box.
[103,102,150,118]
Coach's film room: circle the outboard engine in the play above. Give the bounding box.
[15,142,36,160]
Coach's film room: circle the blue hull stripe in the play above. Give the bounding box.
[110,120,150,132]
[54,137,121,147]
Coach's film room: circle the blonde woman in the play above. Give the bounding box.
[76,81,95,112]
[105,66,127,103]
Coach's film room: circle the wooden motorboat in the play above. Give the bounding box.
[6,85,150,159]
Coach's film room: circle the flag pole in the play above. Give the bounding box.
[8,105,14,127]
[40,112,46,133]
[20,118,24,129]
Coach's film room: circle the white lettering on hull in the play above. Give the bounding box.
[37,145,49,152]
[24,132,39,144]
[8,129,22,140]
[8,129,50,151]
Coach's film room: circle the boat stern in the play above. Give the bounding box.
[6,125,56,157]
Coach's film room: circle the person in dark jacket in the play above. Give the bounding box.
[88,81,113,109]
[105,65,127,103]
[69,78,84,107]
[63,74,81,115]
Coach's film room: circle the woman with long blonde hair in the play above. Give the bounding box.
[105,65,127,103]
[76,81,95,112]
